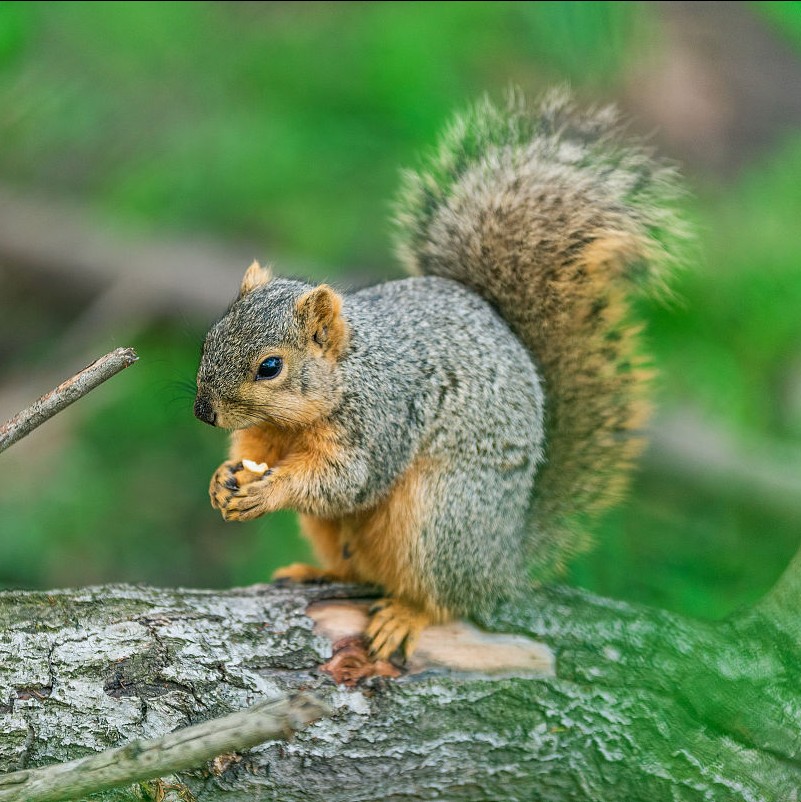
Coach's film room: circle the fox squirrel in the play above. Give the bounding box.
[194,90,685,661]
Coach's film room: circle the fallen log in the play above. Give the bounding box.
[0,577,798,801]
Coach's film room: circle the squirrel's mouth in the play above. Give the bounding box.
[195,400,295,432]
[193,394,248,430]
[193,390,257,430]
[194,386,326,431]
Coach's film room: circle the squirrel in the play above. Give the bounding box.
[194,89,686,661]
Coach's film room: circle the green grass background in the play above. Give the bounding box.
[1,1,800,621]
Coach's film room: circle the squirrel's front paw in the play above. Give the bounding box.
[209,461,273,521]
[209,461,237,510]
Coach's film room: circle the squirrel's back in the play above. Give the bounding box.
[394,89,688,573]
[342,274,544,488]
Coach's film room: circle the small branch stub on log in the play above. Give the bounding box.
[0,346,138,454]
[0,692,329,802]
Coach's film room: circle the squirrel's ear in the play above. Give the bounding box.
[296,284,349,357]
[239,260,273,297]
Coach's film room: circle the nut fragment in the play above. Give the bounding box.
[242,458,269,475]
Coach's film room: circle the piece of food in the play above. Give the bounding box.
[242,458,269,475]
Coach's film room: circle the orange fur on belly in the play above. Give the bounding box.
[298,457,448,621]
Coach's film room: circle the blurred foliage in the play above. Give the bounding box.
[1,2,800,622]
[761,1,801,49]
[0,1,645,266]
[651,138,801,436]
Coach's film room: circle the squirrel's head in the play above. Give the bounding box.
[194,261,350,430]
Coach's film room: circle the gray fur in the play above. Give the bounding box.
[198,279,311,404]
[394,88,689,576]
[342,278,544,612]
[198,275,544,615]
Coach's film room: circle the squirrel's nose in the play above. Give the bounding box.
[194,395,217,426]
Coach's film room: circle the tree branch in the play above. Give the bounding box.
[0,347,138,454]
[1,582,799,801]
[0,693,328,802]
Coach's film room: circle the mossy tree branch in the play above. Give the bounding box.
[1,578,799,802]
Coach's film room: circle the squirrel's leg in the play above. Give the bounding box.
[272,515,357,584]
[356,455,529,662]
[271,564,331,583]
[346,456,451,661]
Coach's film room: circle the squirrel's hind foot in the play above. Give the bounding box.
[366,598,433,661]
[272,562,342,585]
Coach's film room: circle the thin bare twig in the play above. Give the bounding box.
[0,347,139,454]
[0,692,330,802]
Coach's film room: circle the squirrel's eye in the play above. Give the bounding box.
[256,356,283,381]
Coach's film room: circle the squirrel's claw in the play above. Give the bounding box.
[209,460,244,510]
[366,599,430,662]
[219,483,269,521]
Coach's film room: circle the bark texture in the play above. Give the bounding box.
[0,581,799,802]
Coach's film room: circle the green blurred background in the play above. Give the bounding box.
[1,1,800,621]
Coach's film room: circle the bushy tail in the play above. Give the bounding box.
[394,89,688,574]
